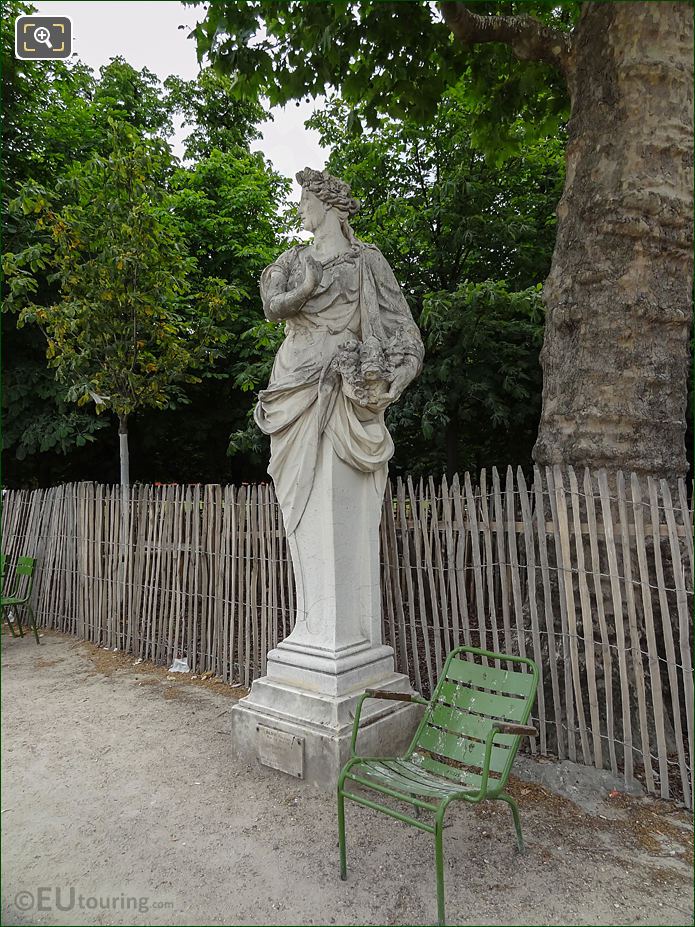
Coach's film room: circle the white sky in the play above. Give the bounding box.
[34,1,328,195]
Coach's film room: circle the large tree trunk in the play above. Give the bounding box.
[530,3,692,777]
[438,0,692,786]
[533,1,693,482]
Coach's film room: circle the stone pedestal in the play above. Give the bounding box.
[231,659,422,787]
[231,439,422,788]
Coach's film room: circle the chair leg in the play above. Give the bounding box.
[2,606,19,638]
[26,603,40,645]
[337,788,347,881]
[6,605,24,638]
[14,605,27,638]
[499,793,524,854]
[434,804,448,926]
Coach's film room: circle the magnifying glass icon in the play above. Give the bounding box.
[33,25,53,49]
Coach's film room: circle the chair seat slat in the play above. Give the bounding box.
[411,752,501,792]
[348,764,446,799]
[389,758,476,792]
[348,759,480,799]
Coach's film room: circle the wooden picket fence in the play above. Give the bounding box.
[1,466,693,806]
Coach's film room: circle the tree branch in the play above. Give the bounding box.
[439,3,573,76]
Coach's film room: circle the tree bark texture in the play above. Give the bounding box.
[533,2,693,482]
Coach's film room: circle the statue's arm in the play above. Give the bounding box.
[368,249,423,358]
[260,252,323,322]
[365,248,424,401]
[261,267,306,321]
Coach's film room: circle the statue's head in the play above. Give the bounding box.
[296,167,360,240]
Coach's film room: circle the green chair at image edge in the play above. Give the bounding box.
[338,645,539,926]
[1,554,40,645]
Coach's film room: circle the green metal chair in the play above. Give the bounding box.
[0,554,8,635]
[337,645,539,926]
[0,553,18,639]
[1,555,40,645]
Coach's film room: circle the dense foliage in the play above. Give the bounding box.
[2,3,290,486]
[303,93,563,474]
[186,0,693,483]
[185,1,577,159]
[6,126,223,444]
[3,1,569,486]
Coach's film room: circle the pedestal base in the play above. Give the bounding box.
[231,664,424,789]
[232,428,423,786]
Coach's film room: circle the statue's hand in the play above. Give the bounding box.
[385,356,419,403]
[300,255,323,296]
[361,357,419,412]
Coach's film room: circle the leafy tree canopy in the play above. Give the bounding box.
[2,4,289,484]
[2,0,186,473]
[164,68,266,160]
[185,0,578,159]
[5,124,230,428]
[3,0,571,485]
[308,88,564,295]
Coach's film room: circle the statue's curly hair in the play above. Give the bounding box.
[296,167,361,218]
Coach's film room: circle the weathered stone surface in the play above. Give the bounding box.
[231,168,425,787]
[233,681,424,789]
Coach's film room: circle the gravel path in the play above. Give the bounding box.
[2,631,692,926]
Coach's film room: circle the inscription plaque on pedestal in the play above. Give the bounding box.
[256,725,304,779]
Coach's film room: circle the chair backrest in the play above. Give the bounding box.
[9,556,37,599]
[0,554,5,596]
[16,556,36,578]
[409,646,539,791]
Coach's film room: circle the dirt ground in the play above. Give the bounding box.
[1,630,692,927]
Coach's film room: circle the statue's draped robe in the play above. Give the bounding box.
[255,242,423,536]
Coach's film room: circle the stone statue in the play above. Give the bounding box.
[255,167,424,535]
[233,169,424,785]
